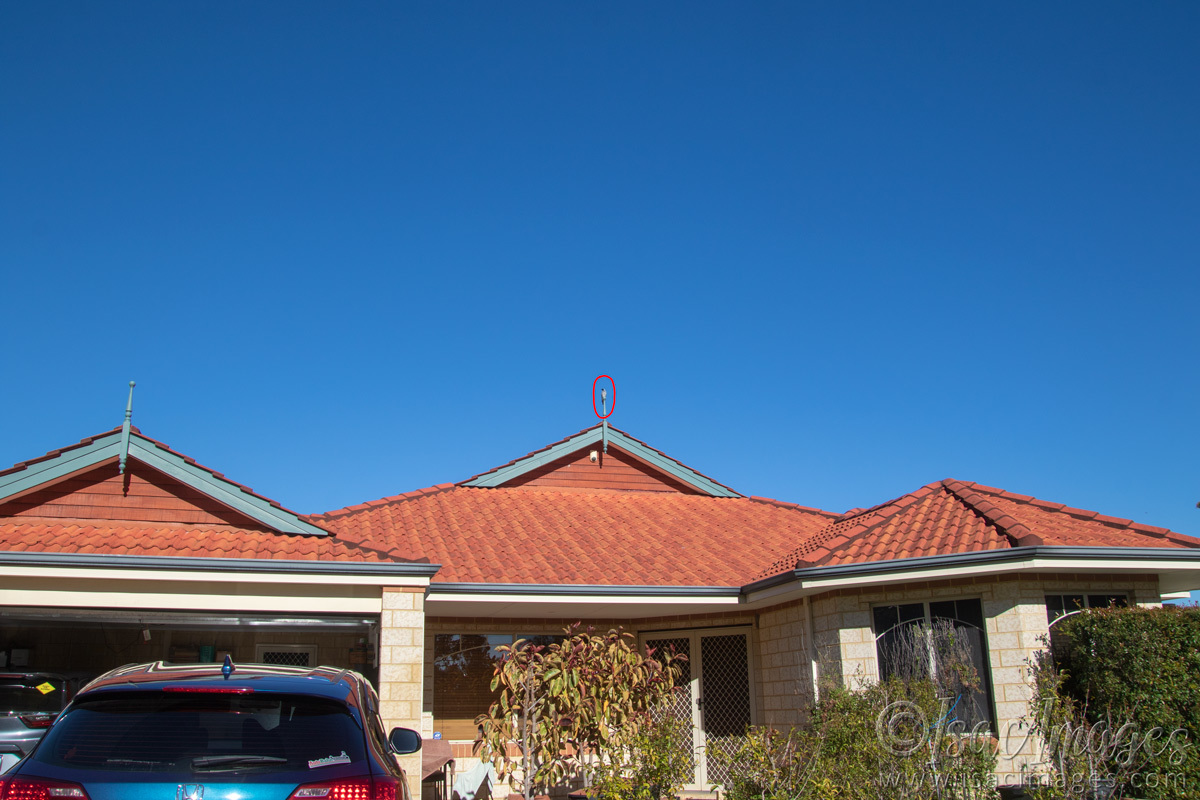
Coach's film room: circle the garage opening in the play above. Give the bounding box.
[0,607,379,695]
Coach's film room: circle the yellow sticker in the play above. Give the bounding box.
[36,682,56,695]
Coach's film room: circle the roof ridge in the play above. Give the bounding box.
[746,496,840,518]
[941,479,1042,547]
[962,481,1200,548]
[752,482,946,577]
[311,483,458,520]
[832,480,943,524]
[803,482,945,566]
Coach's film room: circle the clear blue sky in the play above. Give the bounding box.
[2,3,1198,596]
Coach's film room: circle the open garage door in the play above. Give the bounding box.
[0,607,380,692]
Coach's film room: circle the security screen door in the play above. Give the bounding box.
[642,627,754,789]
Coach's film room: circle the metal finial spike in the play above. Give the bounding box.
[601,387,607,416]
[119,381,136,474]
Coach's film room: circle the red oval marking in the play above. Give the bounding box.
[592,375,616,419]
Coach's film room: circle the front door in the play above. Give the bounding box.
[642,627,754,789]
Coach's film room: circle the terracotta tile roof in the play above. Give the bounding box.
[312,486,836,586]
[0,517,419,563]
[754,479,1200,580]
[460,424,741,496]
[949,481,1200,549]
[5,427,1197,585]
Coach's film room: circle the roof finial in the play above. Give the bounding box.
[600,387,608,454]
[119,381,136,474]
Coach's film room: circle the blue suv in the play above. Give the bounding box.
[0,660,421,800]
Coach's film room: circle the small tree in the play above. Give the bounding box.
[476,624,687,798]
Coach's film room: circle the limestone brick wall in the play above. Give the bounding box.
[379,587,426,799]
[755,599,814,728]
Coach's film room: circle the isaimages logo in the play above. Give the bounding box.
[873,697,1194,795]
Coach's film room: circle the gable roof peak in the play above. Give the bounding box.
[0,426,330,538]
[459,423,741,497]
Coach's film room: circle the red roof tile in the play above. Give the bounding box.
[313,486,834,586]
[754,479,1200,581]
[5,428,1197,586]
[0,517,419,563]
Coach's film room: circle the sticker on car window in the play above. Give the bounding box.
[308,751,352,769]
[36,682,57,694]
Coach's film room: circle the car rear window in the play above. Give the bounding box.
[33,691,366,775]
[0,678,65,713]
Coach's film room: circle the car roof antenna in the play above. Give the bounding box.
[222,655,234,680]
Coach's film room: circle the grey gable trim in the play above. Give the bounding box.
[0,550,440,577]
[126,437,329,536]
[462,428,740,497]
[0,431,329,537]
[0,435,124,500]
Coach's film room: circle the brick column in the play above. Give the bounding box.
[984,581,1052,785]
[379,587,426,799]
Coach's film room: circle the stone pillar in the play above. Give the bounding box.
[984,580,1052,786]
[379,587,426,799]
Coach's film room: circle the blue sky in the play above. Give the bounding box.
[2,3,1198,596]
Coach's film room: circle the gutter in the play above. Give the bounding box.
[0,550,442,578]
[428,582,741,598]
[741,545,1200,595]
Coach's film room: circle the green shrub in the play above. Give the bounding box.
[588,717,691,800]
[713,678,998,800]
[1029,605,1200,800]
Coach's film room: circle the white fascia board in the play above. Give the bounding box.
[0,564,430,588]
[425,584,743,619]
[0,586,383,615]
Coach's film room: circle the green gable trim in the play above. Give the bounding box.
[0,431,329,537]
[126,436,330,537]
[0,436,124,500]
[462,427,740,497]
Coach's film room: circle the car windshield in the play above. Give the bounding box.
[0,678,65,713]
[33,691,367,774]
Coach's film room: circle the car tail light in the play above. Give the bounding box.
[288,778,397,800]
[162,687,253,694]
[17,713,57,729]
[2,778,90,800]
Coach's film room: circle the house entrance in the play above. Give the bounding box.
[642,626,754,790]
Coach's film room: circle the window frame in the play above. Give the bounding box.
[870,597,996,733]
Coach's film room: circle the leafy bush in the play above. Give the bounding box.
[713,678,998,800]
[1028,605,1200,800]
[475,624,687,798]
[588,717,691,800]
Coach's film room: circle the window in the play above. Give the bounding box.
[1045,593,1128,661]
[1045,593,1128,626]
[254,644,317,667]
[36,692,366,773]
[872,598,995,732]
[432,633,563,740]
